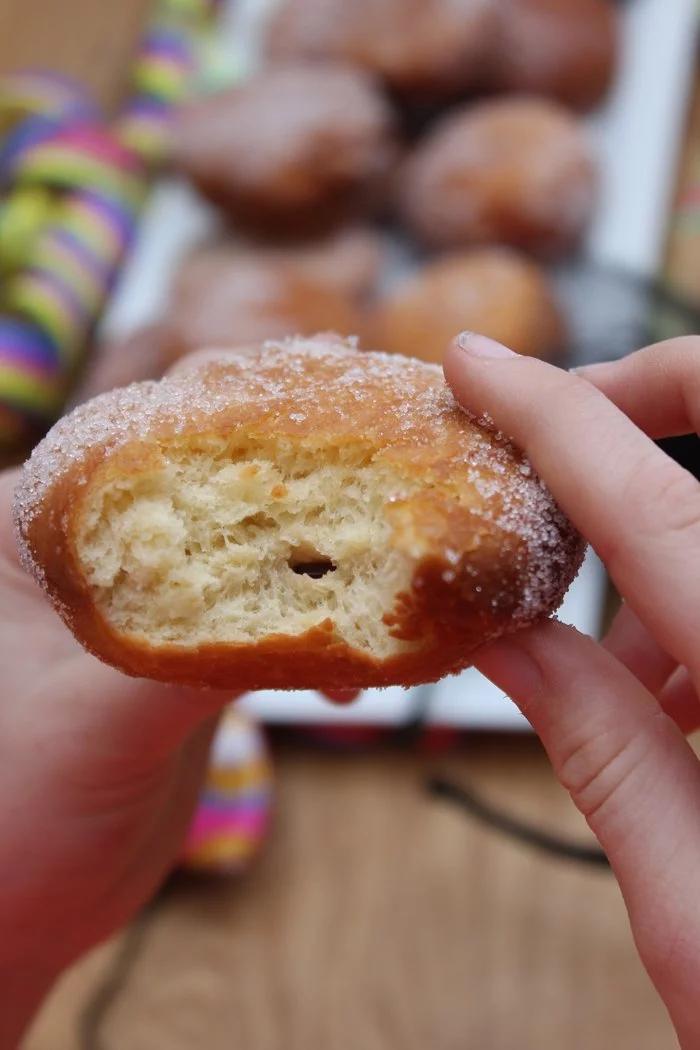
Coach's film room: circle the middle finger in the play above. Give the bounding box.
[444,335,700,675]
[603,604,678,695]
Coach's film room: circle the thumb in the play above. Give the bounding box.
[473,620,700,1041]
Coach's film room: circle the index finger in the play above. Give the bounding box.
[444,334,700,676]
[576,337,700,439]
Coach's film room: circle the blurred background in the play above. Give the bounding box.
[2,0,699,1046]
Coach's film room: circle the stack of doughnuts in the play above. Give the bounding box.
[14,5,613,692]
[144,0,620,369]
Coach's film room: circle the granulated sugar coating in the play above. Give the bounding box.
[13,336,584,691]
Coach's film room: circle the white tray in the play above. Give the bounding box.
[237,549,606,730]
[101,0,698,728]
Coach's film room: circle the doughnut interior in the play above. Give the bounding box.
[78,439,420,660]
[14,338,584,691]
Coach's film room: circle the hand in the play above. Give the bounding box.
[446,334,700,1049]
[0,463,240,1045]
[0,341,359,1046]
[0,343,243,1046]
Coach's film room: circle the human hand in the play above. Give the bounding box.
[0,343,241,1046]
[0,463,238,1046]
[446,334,700,1049]
[0,341,357,1046]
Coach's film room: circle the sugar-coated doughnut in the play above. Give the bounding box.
[183,226,386,308]
[398,97,597,256]
[265,0,498,102]
[241,226,387,304]
[163,254,365,361]
[172,64,397,237]
[487,0,620,112]
[14,337,584,692]
[371,249,566,364]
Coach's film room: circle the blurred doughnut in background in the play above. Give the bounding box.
[193,225,387,305]
[160,251,365,360]
[172,63,398,237]
[397,97,597,256]
[486,0,620,112]
[146,0,618,384]
[71,323,187,405]
[370,247,566,364]
[83,228,383,396]
[264,0,499,103]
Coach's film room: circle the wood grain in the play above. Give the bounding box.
[0,0,151,111]
[26,741,676,1050]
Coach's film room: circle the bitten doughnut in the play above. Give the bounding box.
[14,337,584,692]
[371,249,566,364]
[487,0,619,112]
[265,0,497,102]
[397,97,597,256]
[172,64,397,236]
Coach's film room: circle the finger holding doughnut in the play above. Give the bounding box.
[576,337,700,439]
[444,334,700,678]
[602,604,700,733]
[603,603,678,696]
[472,619,700,1046]
[657,668,700,736]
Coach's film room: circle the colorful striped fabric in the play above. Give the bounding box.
[181,710,274,874]
[0,0,222,454]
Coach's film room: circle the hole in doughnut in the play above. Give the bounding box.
[288,546,337,578]
[76,438,421,659]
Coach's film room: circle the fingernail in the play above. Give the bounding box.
[457,331,517,359]
[473,637,543,702]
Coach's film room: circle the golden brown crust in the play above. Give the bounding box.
[14,338,584,691]
[370,249,566,364]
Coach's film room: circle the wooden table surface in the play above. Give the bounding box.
[25,740,678,1050]
[0,0,150,113]
[3,0,697,1047]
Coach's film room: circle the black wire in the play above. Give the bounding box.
[338,687,612,872]
[75,698,609,1050]
[427,774,611,869]
[390,685,435,748]
[296,686,611,872]
[78,885,169,1050]
[294,683,611,871]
